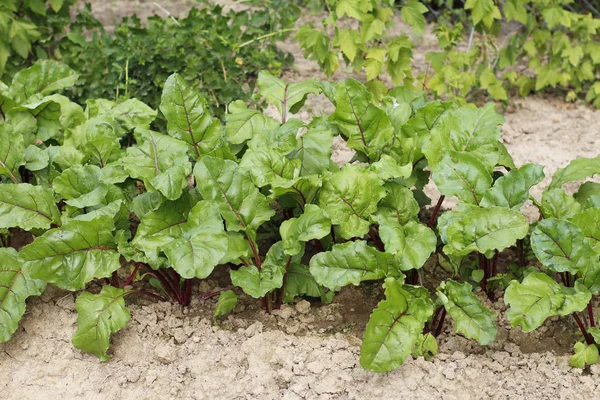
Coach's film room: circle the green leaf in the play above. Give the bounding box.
[230,243,287,298]
[121,129,192,200]
[108,99,156,134]
[72,286,131,361]
[21,216,120,290]
[445,206,529,256]
[283,263,333,304]
[481,163,545,210]
[10,61,79,104]
[194,156,275,240]
[280,204,331,256]
[0,247,46,343]
[570,342,599,368]
[162,201,228,279]
[225,100,278,145]
[309,241,402,289]
[549,155,600,189]
[432,152,492,205]
[0,183,60,230]
[574,182,600,210]
[412,333,438,360]
[239,147,300,188]
[379,220,436,271]
[318,165,386,239]
[505,272,591,332]
[23,145,49,171]
[160,73,221,158]
[531,218,595,274]
[465,0,501,28]
[0,124,24,183]
[438,280,497,345]
[329,79,394,160]
[541,188,581,220]
[401,0,428,33]
[360,278,433,372]
[372,182,420,225]
[368,154,412,181]
[213,290,238,323]
[335,0,363,20]
[52,165,109,208]
[289,121,334,176]
[570,209,600,254]
[257,71,321,119]
[50,0,65,11]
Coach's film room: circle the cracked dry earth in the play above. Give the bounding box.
[2,1,600,399]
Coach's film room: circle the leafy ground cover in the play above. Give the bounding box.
[1,61,599,372]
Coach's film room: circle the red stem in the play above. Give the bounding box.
[150,270,181,303]
[129,290,168,302]
[200,286,235,300]
[588,303,595,328]
[369,227,385,252]
[434,308,447,337]
[182,279,192,306]
[122,263,141,288]
[276,256,293,309]
[330,226,336,244]
[428,195,445,229]
[517,239,525,267]
[573,313,595,345]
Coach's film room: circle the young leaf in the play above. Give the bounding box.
[257,71,321,120]
[194,156,275,240]
[549,155,600,189]
[121,129,192,200]
[438,280,497,345]
[283,263,334,304]
[21,216,120,291]
[309,240,402,289]
[289,121,334,176]
[280,204,331,256]
[445,206,529,256]
[230,243,289,298]
[531,218,595,274]
[432,152,492,205]
[160,73,221,158]
[0,183,60,230]
[329,79,394,160]
[378,220,437,271]
[570,342,599,368]
[401,0,428,33]
[318,165,386,239]
[213,290,238,323]
[541,188,581,220]
[371,182,420,225]
[570,209,600,253]
[162,201,229,279]
[239,148,300,188]
[480,163,545,210]
[225,100,278,145]
[10,61,79,104]
[505,272,591,332]
[360,278,433,372]
[52,165,109,208]
[0,248,46,343]
[72,286,131,362]
[108,99,157,134]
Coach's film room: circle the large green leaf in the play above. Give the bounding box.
[0,248,46,343]
[432,152,492,205]
[162,201,228,279]
[360,278,433,372]
[21,216,120,290]
[224,100,278,145]
[570,209,600,253]
[329,79,394,160]
[378,220,436,271]
[121,129,192,200]
[72,286,131,361]
[280,204,331,256]
[401,0,428,32]
[194,156,275,240]
[0,183,60,230]
[239,147,300,188]
[549,155,600,189]
[0,124,24,183]
[10,61,78,104]
[371,182,420,225]
[318,165,386,239]
[541,188,581,220]
[108,99,156,134]
[480,163,545,210]
[52,165,109,208]
[531,218,595,274]
[160,73,222,158]
[445,206,529,256]
[574,182,600,210]
[309,240,402,289]
[257,71,321,120]
[505,272,591,332]
[289,120,334,176]
[438,280,497,345]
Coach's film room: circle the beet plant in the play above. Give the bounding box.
[1,60,598,371]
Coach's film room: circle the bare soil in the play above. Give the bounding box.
[2,2,600,399]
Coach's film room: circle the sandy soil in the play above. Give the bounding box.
[2,2,600,399]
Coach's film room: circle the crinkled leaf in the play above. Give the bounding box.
[72,286,130,362]
[0,248,46,343]
[160,73,221,158]
[438,280,497,345]
[432,152,492,205]
[0,124,24,183]
[213,290,238,323]
[231,258,284,298]
[411,332,438,360]
[379,220,437,271]
[239,148,300,188]
[309,241,403,289]
[247,119,303,156]
[541,188,581,220]
[108,99,156,134]
[318,165,386,239]
[289,121,334,176]
[122,129,191,200]
[0,183,60,230]
[369,154,412,181]
[194,156,275,240]
[21,216,120,290]
[280,204,331,256]
[23,145,48,171]
[549,155,600,189]
[225,100,278,145]
[570,209,600,253]
[52,165,109,208]
[283,263,333,304]
[257,71,320,119]
[401,0,428,32]
[372,182,420,225]
[570,342,599,368]
[10,61,78,104]
[329,79,394,160]
[505,272,591,332]
[360,278,433,372]
[481,163,545,210]
[445,206,529,256]
[574,182,600,210]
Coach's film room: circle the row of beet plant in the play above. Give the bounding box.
[0,61,599,370]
